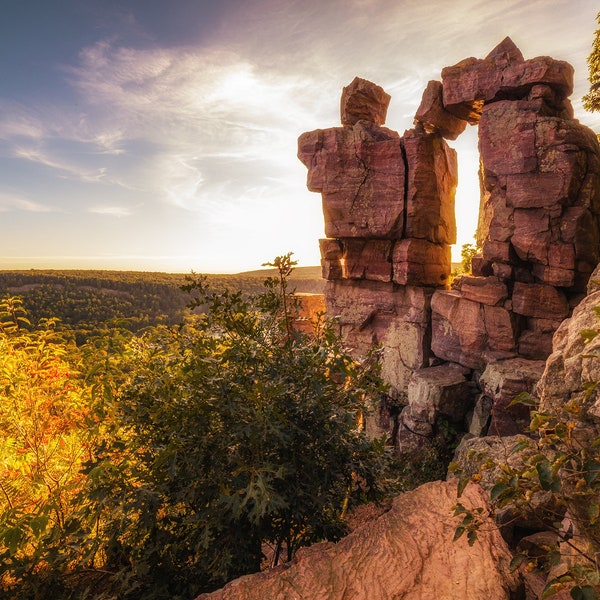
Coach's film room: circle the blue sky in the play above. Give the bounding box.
[1,0,599,273]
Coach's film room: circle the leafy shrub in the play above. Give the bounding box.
[0,256,394,599]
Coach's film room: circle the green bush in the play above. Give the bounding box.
[77,254,394,599]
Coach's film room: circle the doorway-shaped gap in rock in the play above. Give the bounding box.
[446,124,481,268]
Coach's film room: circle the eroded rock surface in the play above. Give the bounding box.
[299,37,600,453]
[195,481,521,600]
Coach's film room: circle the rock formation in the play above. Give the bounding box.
[197,37,600,600]
[195,481,522,600]
[298,76,457,396]
[298,38,600,454]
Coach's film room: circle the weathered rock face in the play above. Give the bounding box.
[431,37,600,379]
[476,101,600,292]
[403,127,458,245]
[298,123,405,239]
[431,290,518,370]
[479,358,546,435]
[299,37,600,453]
[195,481,522,600]
[299,76,457,421]
[325,279,433,392]
[536,287,600,417]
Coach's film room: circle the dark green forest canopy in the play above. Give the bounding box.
[0,268,325,338]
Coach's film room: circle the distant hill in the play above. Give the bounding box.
[236,265,323,280]
[0,267,325,340]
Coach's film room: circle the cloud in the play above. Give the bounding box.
[13,145,110,183]
[0,192,55,213]
[1,0,598,272]
[59,39,324,217]
[88,205,134,217]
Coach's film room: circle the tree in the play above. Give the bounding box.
[583,12,600,112]
[0,298,98,597]
[84,254,394,599]
[0,296,136,600]
[460,243,479,274]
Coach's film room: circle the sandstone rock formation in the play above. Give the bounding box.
[298,77,457,398]
[195,481,522,600]
[298,38,600,454]
[536,272,600,417]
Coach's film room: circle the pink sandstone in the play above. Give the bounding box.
[414,80,467,140]
[403,128,458,245]
[340,76,391,126]
[297,122,405,238]
[392,238,450,287]
[195,481,521,600]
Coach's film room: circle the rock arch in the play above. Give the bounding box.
[298,38,600,448]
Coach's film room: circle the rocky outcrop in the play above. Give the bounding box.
[298,76,458,420]
[536,277,600,417]
[299,37,600,452]
[433,39,600,373]
[195,481,522,600]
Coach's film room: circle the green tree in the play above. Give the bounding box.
[583,12,600,112]
[84,254,393,599]
[460,243,479,274]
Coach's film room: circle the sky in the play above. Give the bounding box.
[1,0,599,273]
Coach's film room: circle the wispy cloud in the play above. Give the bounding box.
[13,145,109,183]
[88,205,134,217]
[0,192,55,213]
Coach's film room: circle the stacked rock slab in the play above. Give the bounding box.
[430,38,600,436]
[298,76,457,396]
[298,39,600,449]
[433,37,600,371]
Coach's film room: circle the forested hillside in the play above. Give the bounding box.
[0,267,324,340]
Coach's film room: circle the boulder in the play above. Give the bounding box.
[297,122,405,238]
[403,128,458,245]
[414,80,467,140]
[405,363,474,425]
[325,280,433,391]
[340,76,391,126]
[479,358,546,436]
[195,481,522,600]
[512,282,570,320]
[340,239,393,281]
[452,275,508,306]
[441,37,573,123]
[517,330,554,361]
[392,238,451,287]
[479,101,539,177]
[431,290,518,370]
